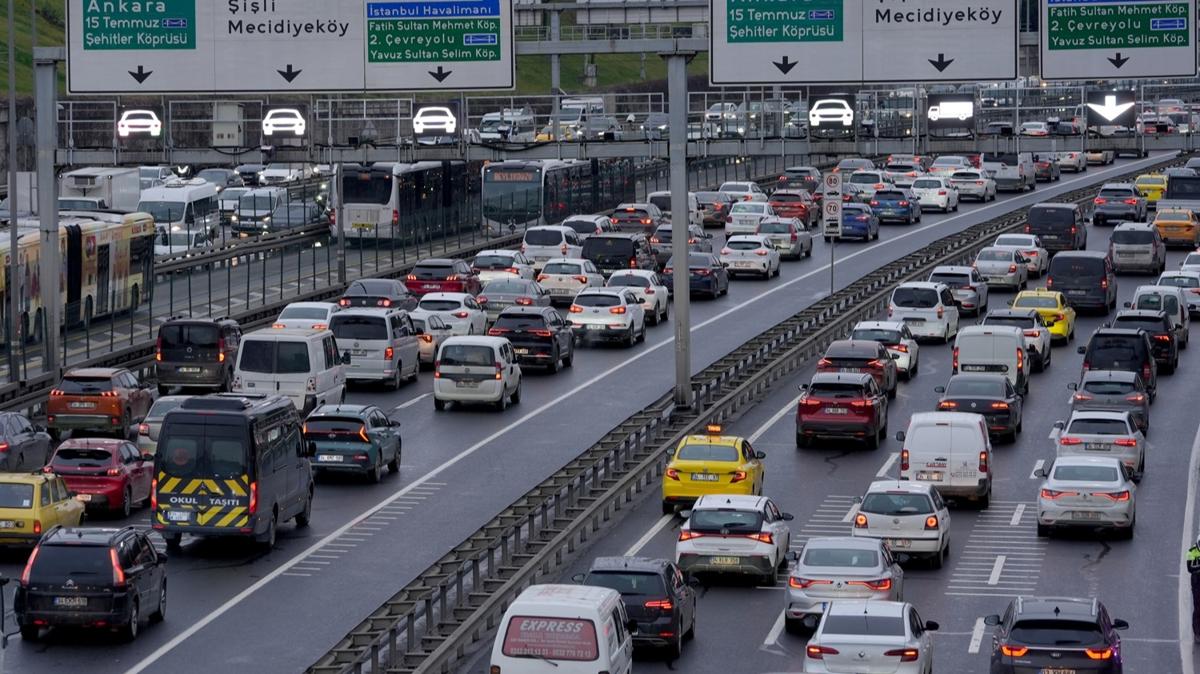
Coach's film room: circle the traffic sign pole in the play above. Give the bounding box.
[34,48,61,377]
[667,53,693,410]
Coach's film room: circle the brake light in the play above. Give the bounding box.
[937,305,944,319]
[1094,197,1107,205]
[790,232,798,242]
[1023,329,1040,338]
[1114,438,1138,447]
[110,548,126,588]
[609,306,627,315]
[1009,264,1018,273]
[730,470,748,483]
[418,334,433,344]
[1143,363,1152,381]
[514,296,534,306]
[991,402,1010,411]
[925,515,939,530]
[1096,491,1131,502]
[938,400,958,409]
[755,249,769,257]
[494,362,504,380]
[1100,277,1108,290]
[866,359,884,369]
[384,346,394,360]
[725,216,733,223]
[870,200,880,206]
[150,478,158,510]
[1041,488,1077,499]
[979,451,989,473]
[952,347,959,371]
[899,200,910,207]
[560,243,569,255]
[50,389,63,396]
[568,304,583,313]
[248,481,258,515]
[817,358,832,368]
[218,336,226,363]
[900,449,909,471]
[32,519,40,535]
[536,274,548,282]
[666,467,679,480]
[649,236,661,244]
[789,577,831,589]
[1059,436,1083,445]
[486,328,508,336]
[1086,647,1114,660]
[1154,334,1171,342]
[1126,393,1146,403]
[807,645,839,659]
[892,343,908,353]
[1001,645,1029,657]
[854,513,868,528]
[392,209,399,226]
[1016,349,1024,372]
[1123,198,1139,206]
[20,545,39,586]
[747,532,774,544]
[678,530,703,541]
[610,217,619,224]
[884,648,919,662]
[1024,224,1032,233]
[107,467,121,477]
[339,298,351,307]
[644,599,673,611]
[574,275,589,284]
[155,336,163,361]
[451,311,469,319]
[849,578,893,591]
[378,299,392,307]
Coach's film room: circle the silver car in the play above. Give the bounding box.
[973,246,1028,290]
[1110,222,1167,274]
[649,223,712,265]
[784,537,904,634]
[1035,456,1136,538]
[1068,370,1150,433]
[1053,410,1146,476]
[1157,270,1200,315]
[477,278,552,322]
[136,395,191,456]
[948,169,997,201]
[756,216,813,259]
[804,600,937,674]
[927,265,989,316]
[413,314,452,366]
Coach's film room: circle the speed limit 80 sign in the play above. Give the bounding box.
[822,172,842,238]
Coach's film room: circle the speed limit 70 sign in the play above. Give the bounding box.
[822,172,842,238]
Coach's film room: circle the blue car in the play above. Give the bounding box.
[662,252,730,299]
[870,188,922,224]
[838,203,879,241]
[301,404,402,483]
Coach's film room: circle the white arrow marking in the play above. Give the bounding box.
[1086,95,1134,122]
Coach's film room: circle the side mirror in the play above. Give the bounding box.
[32,424,45,433]
[788,551,799,562]
[1113,618,1129,630]
[1053,420,1065,430]
[983,614,1001,626]
[798,383,809,391]
[157,551,168,564]
[894,552,911,564]
[304,441,318,458]
[1006,298,1014,306]
[680,509,692,519]
[934,386,946,394]
[755,451,766,460]
[1123,301,1132,308]
[1033,468,1046,478]
[341,352,352,365]
[571,573,586,584]
[852,495,863,504]
[1067,382,1077,391]
[890,353,900,360]
[924,620,940,632]
[781,512,795,521]
[895,431,906,442]
[1077,346,1087,355]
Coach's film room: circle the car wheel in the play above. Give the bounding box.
[122,487,132,518]
[122,598,141,642]
[387,367,402,391]
[368,460,382,484]
[434,397,446,411]
[1037,523,1050,537]
[262,512,277,550]
[165,533,182,551]
[648,305,660,326]
[118,410,131,440]
[496,389,509,411]
[562,343,574,368]
[668,633,683,660]
[20,625,39,641]
[865,431,879,450]
[978,488,991,510]
[296,487,313,526]
[151,580,167,623]
[636,323,646,343]
[625,326,636,347]
[549,347,562,373]
[157,384,170,397]
[512,381,522,404]
[662,501,675,515]
[1120,515,1136,540]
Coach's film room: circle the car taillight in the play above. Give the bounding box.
[1114,438,1138,447]
[952,347,959,371]
[1096,491,1131,502]
[747,532,773,544]
[1100,277,1107,289]
[486,328,507,336]
[730,470,747,483]
[678,530,703,541]
[650,236,661,244]
[433,361,442,378]
[665,467,679,480]
[494,362,504,380]
[870,200,880,206]
[452,311,469,319]
[1008,264,1018,273]
[611,217,619,224]
[384,346,394,360]
[725,216,732,223]
[790,232,798,242]
[1094,197,1107,205]
[789,577,831,589]
[938,400,958,410]
[817,358,832,367]
[644,599,673,611]
[1016,349,1024,372]
[979,451,989,474]
[936,305,944,319]
[1023,329,1040,338]
[921,515,940,530]
[536,274,548,282]
[248,481,258,515]
[110,547,126,588]
[900,448,909,471]
[755,249,769,257]
[392,209,399,226]
[155,336,163,362]
[1024,223,1032,233]
[1086,647,1114,660]
[1143,363,1152,381]
[866,359,884,369]
[568,304,583,313]
[1001,645,1029,657]
[378,299,392,307]
[530,329,553,338]
[20,545,39,586]
[1154,334,1171,342]
[899,200,910,207]
[1125,393,1146,403]
[107,467,121,477]
[339,298,351,306]
[849,578,893,591]
[150,478,158,510]
[515,296,534,306]
[1059,436,1083,445]
[807,645,839,659]
[884,648,919,662]
[574,275,589,284]
[609,306,627,315]
[854,513,868,528]
[1123,198,1139,206]
[891,343,908,353]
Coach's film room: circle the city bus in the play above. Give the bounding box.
[481,158,635,235]
[0,210,156,340]
[340,161,471,241]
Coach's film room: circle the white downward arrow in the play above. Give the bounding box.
[1086,95,1134,122]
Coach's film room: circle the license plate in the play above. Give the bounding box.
[317,454,344,463]
[422,284,439,290]
[734,262,756,269]
[534,256,550,262]
[902,317,925,323]
[1073,511,1101,520]
[53,596,87,608]
[456,380,480,388]
[351,349,368,356]
[550,287,572,295]
[691,473,720,482]
[588,325,605,331]
[514,348,530,355]
[710,556,740,566]
[961,364,991,372]
[917,471,943,481]
[68,402,95,409]
[988,277,1006,283]
[825,407,849,415]
[1040,668,1076,674]
[1085,443,1113,451]
[178,366,201,373]
[890,539,912,548]
[352,223,373,231]
[166,510,190,522]
[1068,289,1086,295]
[0,521,16,528]
[77,494,93,502]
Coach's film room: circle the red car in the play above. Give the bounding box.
[796,372,889,449]
[46,439,153,517]
[768,190,817,227]
[404,258,482,296]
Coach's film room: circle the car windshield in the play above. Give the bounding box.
[1014,296,1058,309]
[976,249,1012,262]
[147,397,187,418]
[689,509,763,533]
[946,378,1006,397]
[822,615,906,636]
[1067,418,1130,435]
[57,376,114,394]
[758,221,791,233]
[438,345,495,366]
[1112,230,1154,244]
[891,287,938,308]
[928,273,969,288]
[237,340,311,374]
[1112,316,1165,332]
[331,315,388,340]
[279,306,329,320]
[808,383,868,398]
[347,280,399,296]
[802,547,880,568]
[0,483,33,508]
[608,274,650,288]
[482,280,529,294]
[52,447,116,467]
[585,571,666,596]
[1010,620,1105,647]
[158,422,249,479]
[861,492,933,515]
[524,229,565,246]
[574,294,621,308]
[675,443,739,462]
[29,545,113,584]
[542,262,582,275]
[1053,465,1120,482]
[851,329,902,343]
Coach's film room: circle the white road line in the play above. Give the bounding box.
[842,504,861,523]
[967,617,986,654]
[626,515,675,556]
[749,396,801,442]
[1178,396,1200,674]
[1029,459,1044,480]
[987,556,1006,586]
[762,611,786,647]
[394,393,432,410]
[876,452,899,478]
[124,155,1172,674]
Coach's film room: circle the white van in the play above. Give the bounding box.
[888,282,960,342]
[897,411,993,507]
[953,325,1029,394]
[137,178,220,237]
[647,190,703,227]
[521,225,583,270]
[233,327,347,414]
[433,336,522,411]
[329,308,420,390]
[477,107,537,142]
[231,186,287,235]
[490,584,633,674]
[1129,285,1190,348]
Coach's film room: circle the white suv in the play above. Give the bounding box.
[852,480,951,568]
[887,282,960,342]
[675,494,793,586]
[433,336,522,411]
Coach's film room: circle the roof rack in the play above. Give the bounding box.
[180,393,269,411]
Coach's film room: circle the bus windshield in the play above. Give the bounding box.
[158,422,250,479]
[343,171,394,204]
[137,201,185,222]
[482,167,541,222]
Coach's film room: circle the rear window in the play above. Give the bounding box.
[52,447,116,466]
[1028,207,1076,228]
[851,328,902,343]
[976,249,1013,262]
[1088,338,1142,363]
[543,262,583,275]
[945,378,1006,397]
[157,422,250,479]
[1112,316,1166,332]
[502,616,598,662]
[524,229,565,246]
[1134,295,1169,312]
[770,193,804,203]
[57,376,114,394]
[1010,620,1105,647]
[563,219,599,235]
[29,545,113,584]
[1013,296,1058,309]
[347,279,400,295]
[585,571,666,596]
[727,239,763,251]
[928,273,969,288]
[802,547,880,568]
[995,235,1033,247]
[1111,230,1154,244]
[279,306,329,320]
[331,315,389,340]
[689,509,764,533]
[473,254,515,269]
[438,344,495,366]
[983,316,1035,329]
[411,264,454,278]
[1099,188,1135,199]
[238,340,312,374]
[758,221,791,233]
[303,418,367,437]
[821,615,906,637]
[1050,257,1104,277]
[873,191,905,200]
[1082,379,1136,395]
[648,195,671,211]
[582,238,633,257]
[160,324,219,350]
[912,179,942,189]
[493,314,548,330]
[419,299,463,312]
[1067,418,1130,435]
[891,287,938,308]
[809,383,869,397]
[1053,465,1119,482]
[675,443,738,462]
[607,274,650,288]
[860,492,933,515]
[574,294,620,308]
[482,280,529,294]
[0,483,33,508]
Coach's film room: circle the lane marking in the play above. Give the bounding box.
[749,396,801,442]
[987,556,1007,586]
[842,504,861,524]
[625,515,675,556]
[124,154,1172,674]
[394,393,432,411]
[968,617,986,654]
[762,611,786,647]
[1029,460,1044,480]
[876,452,899,478]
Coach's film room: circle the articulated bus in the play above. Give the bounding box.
[481,158,635,235]
[0,210,156,340]
[339,161,471,241]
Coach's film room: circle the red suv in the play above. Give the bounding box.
[817,340,899,398]
[404,258,481,296]
[46,439,153,517]
[47,368,156,440]
[768,190,817,227]
[796,373,889,449]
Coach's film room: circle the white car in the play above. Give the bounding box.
[413,106,458,135]
[262,108,306,136]
[1057,150,1088,172]
[521,225,583,269]
[413,314,452,365]
[1158,270,1200,315]
[887,282,960,342]
[1180,251,1200,274]
[1053,410,1146,476]
[927,155,973,177]
[675,494,792,586]
[909,176,959,212]
[804,600,938,674]
[1020,121,1050,136]
[1035,456,1137,539]
[718,181,768,203]
[725,201,775,236]
[606,270,670,325]
[846,170,894,199]
[410,293,488,336]
[948,169,997,201]
[993,233,1050,277]
[432,336,521,411]
[705,103,741,121]
[852,480,951,568]
[537,258,605,304]
[980,309,1053,372]
[471,250,535,282]
[568,287,647,346]
[117,110,162,138]
[850,320,920,379]
[154,228,212,256]
[720,235,782,279]
[274,301,340,330]
[808,99,855,127]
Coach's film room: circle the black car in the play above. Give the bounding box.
[1078,328,1158,400]
[1110,309,1178,373]
[1026,203,1088,253]
[935,374,1023,442]
[154,317,242,395]
[1046,251,1116,313]
[15,526,167,641]
[662,252,729,300]
[0,412,51,471]
[985,596,1127,673]
[574,557,697,656]
[339,278,417,311]
[487,306,575,372]
[233,163,266,186]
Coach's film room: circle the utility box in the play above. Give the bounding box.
[212,102,245,148]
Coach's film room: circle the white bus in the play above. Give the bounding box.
[480,159,634,235]
[136,178,220,238]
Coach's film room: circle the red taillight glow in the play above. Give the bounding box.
[900,449,909,472]
[1096,491,1131,502]
[151,478,158,510]
[854,513,868,528]
[644,599,673,610]
[568,304,583,313]
[730,470,748,483]
[609,306,627,315]
[1001,645,1029,657]
[807,645,839,659]
[925,515,939,530]
[678,530,703,541]
[938,400,958,410]
[110,548,126,587]
[884,648,919,662]
[20,545,39,586]
[1114,438,1138,447]
[1086,647,1114,660]
[849,578,893,591]
[979,451,989,473]
[248,481,258,515]
[666,467,679,480]
[789,577,832,589]
[1059,436,1083,446]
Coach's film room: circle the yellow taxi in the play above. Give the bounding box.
[1153,208,1200,247]
[662,425,765,514]
[1134,173,1168,206]
[0,473,84,547]
[1011,289,1076,343]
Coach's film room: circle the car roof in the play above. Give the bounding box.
[610,269,657,278]
[64,367,121,377]
[1114,221,1153,231]
[334,307,406,318]
[1016,289,1061,297]
[854,321,905,331]
[1013,596,1099,619]
[693,494,767,510]
[44,527,131,546]
[866,479,935,495]
[56,438,127,450]
[1080,369,1138,382]
[985,308,1038,319]
[589,556,672,574]
[931,265,972,275]
[310,404,372,416]
[810,372,874,385]
[947,373,1009,386]
[441,335,508,347]
[1068,409,1131,421]
[826,339,882,355]
[825,599,907,618]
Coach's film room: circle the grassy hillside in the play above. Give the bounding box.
[0,0,66,97]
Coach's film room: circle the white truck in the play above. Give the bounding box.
[59,167,142,212]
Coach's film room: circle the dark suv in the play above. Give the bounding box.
[816,340,898,398]
[574,557,697,656]
[15,526,167,642]
[1110,309,1178,373]
[985,596,1128,673]
[487,306,575,372]
[154,317,242,395]
[1047,251,1116,313]
[1025,203,1087,252]
[1079,328,1158,400]
[581,233,658,277]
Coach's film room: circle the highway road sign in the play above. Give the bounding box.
[1085,91,1137,128]
[710,0,1017,85]
[66,0,515,94]
[822,172,842,237]
[1040,0,1196,80]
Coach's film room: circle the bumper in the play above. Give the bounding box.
[1111,255,1158,271]
[725,261,770,275]
[345,362,399,383]
[0,532,43,546]
[572,322,632,341]
[663,483,755,505]
[1058,290,1107,309]
[855,531,943,554]
[958,187,987,199]
[1037,503,1134,529]
[156,364,225,388]
[72,486,124,510]
[1046,320,1071,339]
[797,418,878,440]
[982,272,1022,287]
[312,452,378,473]
[918,196,950,209]
[48,414,122,432]
[631,616,678,647]
[16,597,134,630]
[838,224,872,240]
[875,208,917,221]
[786,590,891,619]
[926,478,990,499]
[153,513,266,540]
[433,379,504,403]
[677,552,773,577]
[902,320,949,339]
[512,344,559,364]
[994,178,1026,191]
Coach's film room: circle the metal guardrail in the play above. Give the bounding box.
[308,151,1189,674]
